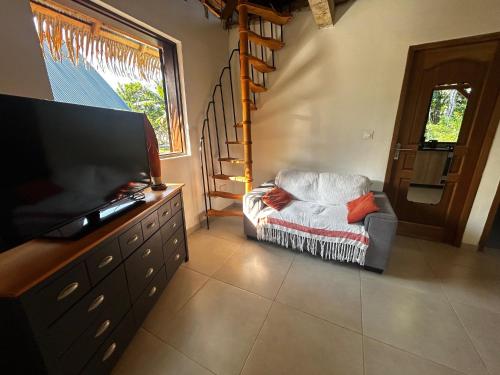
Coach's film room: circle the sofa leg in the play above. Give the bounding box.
[364,265,384,274]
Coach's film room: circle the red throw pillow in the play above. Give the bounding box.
[347,192,379,223]
[262,187,293,211]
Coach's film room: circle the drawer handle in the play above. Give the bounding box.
[94,319,111,338]
[57,282,79,301]
[102,342,117,362]
[172,222,177,229]
[98,255,114,268]
[146,221,156,229]
[88,294,105,312]
[174,202,180,207]
[175,253,181,261]
[127,234,139,245]
[145,267,154,279]
[148,286,157,297]
[162,210,170,217]
[142,248,152,258]
[173,238,179,246]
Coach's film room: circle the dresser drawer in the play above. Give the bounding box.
[163,227,184,261]
[119,223,144,259]
[158,201,172,226]
[166,243,186,281]
[25,263,91,327]
[47,265,129,357]
[160,210,183,244]
[125,231,163,302]
[86,238,122,286]
[141,210,160,241]
[170,193,182,214]
[81,310,137,375]
[58,281,130,375]
[133,267,167,325]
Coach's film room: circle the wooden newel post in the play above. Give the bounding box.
[238,0,253,193]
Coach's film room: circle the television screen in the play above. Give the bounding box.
[0,94,151,252]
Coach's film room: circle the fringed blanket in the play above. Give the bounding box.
[256,200,369,265]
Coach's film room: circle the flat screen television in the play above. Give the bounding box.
[0,94,151,253]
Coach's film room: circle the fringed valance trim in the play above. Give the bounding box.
[31,1,162,81]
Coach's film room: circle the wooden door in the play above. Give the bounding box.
[385,34,500,244]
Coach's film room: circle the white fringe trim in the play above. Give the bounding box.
[257,226,367,266]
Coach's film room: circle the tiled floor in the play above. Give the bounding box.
[113,218,500,375]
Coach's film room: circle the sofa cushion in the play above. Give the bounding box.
[262,187,292,211]
[275,169,370,205]
[347,192,379,224]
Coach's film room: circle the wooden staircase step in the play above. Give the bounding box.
[245,3,292,25]
[218,157,244,164]
[202,1,222,18]
[249,80,267,93]
[234,122,243,128]
[213,174,247,182]
[250,102,257,110]
[208,191,244,200]
[226,140,244,144]
[207,209,243,217]
[248,56,276,73]
[248,31,284,50]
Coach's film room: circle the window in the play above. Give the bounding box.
[422,83,471,144]
[30,0,186,156]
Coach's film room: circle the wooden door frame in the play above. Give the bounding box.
[384,32,500,246]
[478,182,500,251]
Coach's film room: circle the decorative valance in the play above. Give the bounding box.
[31,0,162,81]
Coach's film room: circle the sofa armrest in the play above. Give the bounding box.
[243,181,275,238]
[363,192,398,272]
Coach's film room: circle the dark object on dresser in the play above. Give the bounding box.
[0,185,188,374]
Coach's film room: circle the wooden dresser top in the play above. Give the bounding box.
[0,184,184,298]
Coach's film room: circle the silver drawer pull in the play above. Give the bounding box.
[148,286,157,297]
[142,248,152,258]
[127,234,139,245]
[88,294,105,312]
[95,319,111,338]
[162,210,170,217]
[57,282,79,301]
[102,342,117,362]
[172,222,177,229]
[145,267,154,279]
[175,253,181,261]
[146,221,156,229]
[174,202,180,207]
[173,238,179,246]
[98,255,114,268]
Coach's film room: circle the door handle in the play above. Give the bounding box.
[393,143,413,160]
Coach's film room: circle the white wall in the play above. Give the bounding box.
[0,0,229,231]
[236,0,500,245]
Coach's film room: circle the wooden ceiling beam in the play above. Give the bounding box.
[308,0,335,29]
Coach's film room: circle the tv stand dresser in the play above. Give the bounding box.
[0,185,188,374]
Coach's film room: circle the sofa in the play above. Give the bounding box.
[243,170,398,273]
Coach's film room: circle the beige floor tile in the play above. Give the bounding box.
[112,329,213,375]
[213,240,294,299]
[361,278,488,375]
[203,216,246,242]
[453,302,500,375]
[241,302,363,375]
[362,245,444,297]
[184,231,241,276]
[144,267,209,332]
[364,337,463,375]
[276,253,362,332]
[393,235,422,252]
[152,279,272,375]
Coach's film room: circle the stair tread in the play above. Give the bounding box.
[248,56,276,73]
[213,174,247,182]
[202,1,222,18]
[218,157,244,163]
[234,123,243,128]
[208,191,244,200]
[250,102,257,110]
[207,209,243,217]
[244,3,292,25]
[248,31,284,50]
[249,80,267,93]
[226,140,244,144]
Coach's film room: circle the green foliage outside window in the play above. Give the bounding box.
[116,82,170,153]
[424,88,468,143]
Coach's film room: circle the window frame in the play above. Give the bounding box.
[43,0,188,157]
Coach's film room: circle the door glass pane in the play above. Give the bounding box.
[407,84,470,205]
